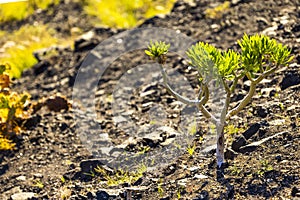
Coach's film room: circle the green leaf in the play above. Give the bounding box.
[145,41,170,57]
[0,96,10,109]
[145,50,153,57]
[145,41,170,64]
[0,65,6,75]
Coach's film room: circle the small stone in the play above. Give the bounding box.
[45,95,70,112]
[224,148,238,160]
[269,119,286,126]
[32,60,50,74]
[80,159,104,173]
[275,155,282,162]
[189,166,200,172]
[177,178,188,186]
[11,192,36,200]
[280,72,300,90]
[262,26,277,36]
[87,191,96,199]
[33,173,43,178]
[140,90,156,98]
[211,24,221,32]
[291,187,300,197]
[16,176,26,181]
[231,137,247,151]
[141,102,153,110]
[96,191,109,200]
[113,115,127,124]
[201,144,216,154]
[231,0,241,5]
[243,123,261,140]
[193,174,208,179]
[194,190,209,200]
[256,106,268,118]
[23,115,41,130]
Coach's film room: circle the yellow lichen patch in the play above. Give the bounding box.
[83,0,177,28]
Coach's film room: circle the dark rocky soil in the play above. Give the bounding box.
[1,0,300,199]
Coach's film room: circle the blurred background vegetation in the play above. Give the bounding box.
[0,0,177,78]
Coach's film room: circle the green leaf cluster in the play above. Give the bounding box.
[184,34,293,82]
[238,34,293,73]
[186,42,240,81]
[145,41,170,64]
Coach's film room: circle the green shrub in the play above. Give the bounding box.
[146,34,293,167]
[0,64,31,150]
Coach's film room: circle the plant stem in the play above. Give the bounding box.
[216,83,230,167]
[159,64,218,123]
[159,64,202,105]
[226,80,256,119]
[216,121,225,167]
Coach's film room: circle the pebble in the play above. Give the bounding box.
[194,174,208,179]
[16,176,26,181]
[11,192,36,200]
[33,173,43,178]
[189,166,200,172]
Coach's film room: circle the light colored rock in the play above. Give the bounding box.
[11,192,36,200]
[16,176,26,181]
[189,166,200,172]
[177,178,188,186]
[240,131,286,150]
[194,174,208,179]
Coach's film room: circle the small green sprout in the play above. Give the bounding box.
[94,164,147,186]
[145,41,170,64]
[60,176,66,183]
[32,180,44,189]
[187,143,196,156]
[177,186,185,199]
[228,164,242,176]
[257,160,273,176]
[157,178,165,197]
